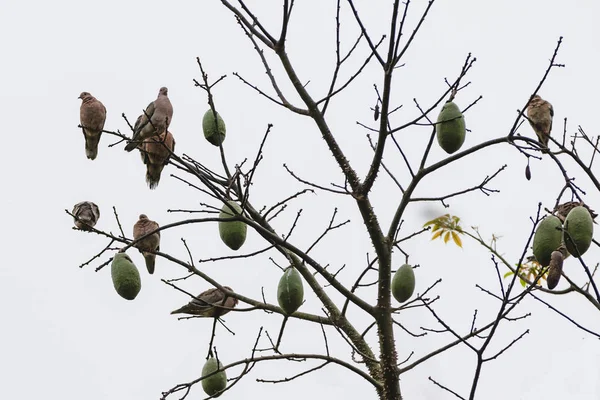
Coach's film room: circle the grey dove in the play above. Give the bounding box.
[78,92,106,160]
[526,95,553,151]
[140,130,176,189]
[125,87,173,151]
[72,201,100,230]
[132,214,160,274]
[171,286,238,317]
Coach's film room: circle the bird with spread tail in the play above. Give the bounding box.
[171,286,238,317]
[132,214,160,274]
[78,92,106,160]
[140,130,176,189]
[72,201,100,230]
[526,94,553,151]
[125,87,173,152]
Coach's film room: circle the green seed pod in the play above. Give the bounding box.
[201,357,227,397]
[532,215,562,267]
[277,267,304,315]
[218,201,247,250]
[436,101,466,154]
[202,109,226,146]
[110,252,141,300]
[219,200,248,250]
[392,264,415,303]
[564,206,594,257]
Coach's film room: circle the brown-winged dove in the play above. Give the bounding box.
[526,95,553,151]
[124,87,173,152]
[132,214,160,274]
[78,92,106,160]
[170,286,238,317]
[140,130,176,189]
[553,201,597,224]
[72,201,100,230]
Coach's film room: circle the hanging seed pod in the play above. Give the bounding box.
[202,109,226,146]
[277,267,304,314]
[201,356,227,397]
[111,252,142,300]
[564,206,594,257]
[547,250,564,289]
[436,101,466,154]
[218,201,247,250]
[532,216,562,267]
[392,264,416,303]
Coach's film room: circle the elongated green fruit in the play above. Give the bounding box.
[564,206,593,257]
[218,201,247,250]
[532,216,562,267]
[202,110,226,146]
[201,357,227,397]
[436,101,466,154]
[277,267,304,314]
[392,264,415,303]
[111,252,141,300]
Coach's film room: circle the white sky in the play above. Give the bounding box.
[1,0,599,399]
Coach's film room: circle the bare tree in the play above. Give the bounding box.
[70,2,600,399]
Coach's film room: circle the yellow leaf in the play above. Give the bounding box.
[520,278,527,287]
[451,231,463,248]
[527,271,534,282]
[443,231,451,243]
[423,217,440,227]
[431,230,443,241]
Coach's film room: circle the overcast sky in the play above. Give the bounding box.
[1,0,599,399]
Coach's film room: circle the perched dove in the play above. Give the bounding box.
[78,92,107,160]
[553,201,597,223]
[125,87,173,151]
[72,201,100,230]
[140,130,176,189]
[171,286,238,317]
[132,214,160,274]
[526,95,553,151]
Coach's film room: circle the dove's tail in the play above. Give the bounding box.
[124,140,140,152]
[146,163,165,190]
[144,253,156,274]
[84,131,101,160]
[170,307,184,315]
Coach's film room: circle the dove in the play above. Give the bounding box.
[125,87,173,151]
[170,286,238,317]
[140,130,176,189]
[553,201,597,224]
[132,214,160,274]
[526,94,553,151]
[78,92,106,160]
[72,201,100,230]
